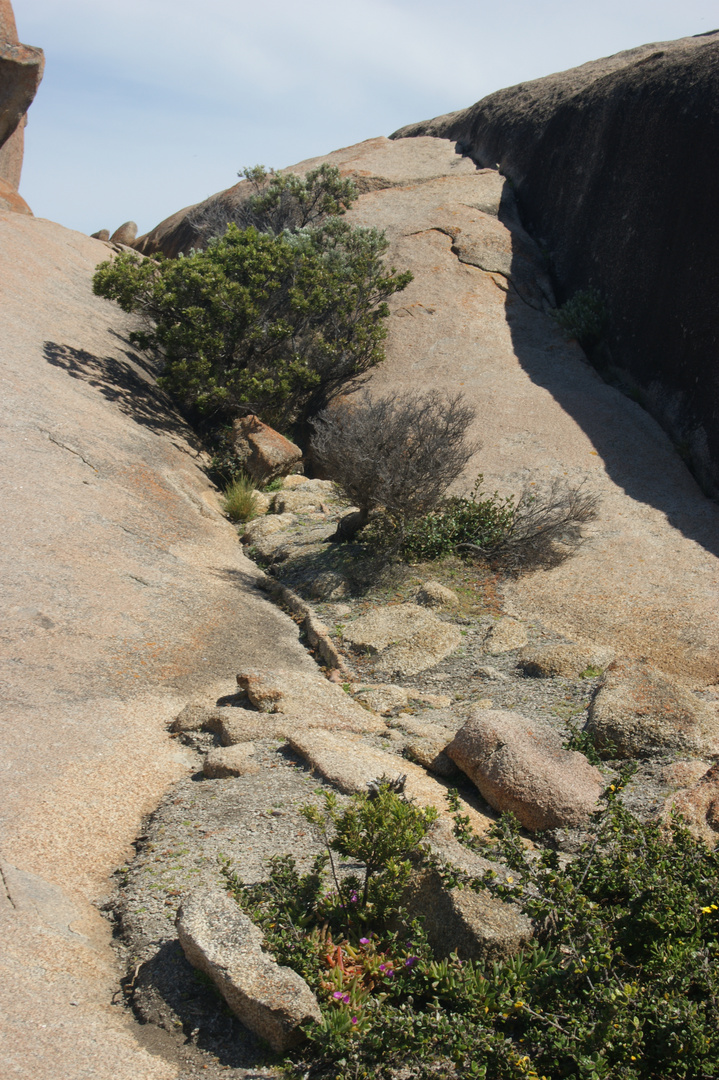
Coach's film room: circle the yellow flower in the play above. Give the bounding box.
[701,906,712,914]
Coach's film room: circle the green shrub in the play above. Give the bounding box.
[221,475,257,522]
[93,220,411,431]
[393,476,599,572]
[223,775,719,1080]
[553,288,607,349]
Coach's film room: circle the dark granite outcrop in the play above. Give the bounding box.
[0,0,44,196]
[393,32,719,496]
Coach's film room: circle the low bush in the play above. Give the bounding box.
[221,475,257,522]
[553,288,607,350]
[393,476,599,572]
[223,776,719,1080]
[310,390,478,542]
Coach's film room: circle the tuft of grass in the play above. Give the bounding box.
[221,475,258,523]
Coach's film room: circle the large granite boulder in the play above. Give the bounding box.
[0,1,44,194]
[394,32,719,496]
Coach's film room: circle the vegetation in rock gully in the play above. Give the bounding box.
[93,165,412,434]
[224,777,719,1080]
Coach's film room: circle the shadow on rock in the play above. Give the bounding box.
[43,339,200,446]
[130,938,270,1069]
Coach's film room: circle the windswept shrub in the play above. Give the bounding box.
[93,220,412,429]
[223,776,719,1080]
[189,163,358,246]
[400,476,599,572]
[310,390,478,541]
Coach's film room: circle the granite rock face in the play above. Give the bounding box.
[341,603,461,677]
[176,887,322,1051]
[447,708,604,830]
[0,1,43,194]
[394,32,719,496]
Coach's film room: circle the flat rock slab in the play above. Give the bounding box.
[287,727,493,833]
[447,708,604,830]
[341,603,461,677]
[203,744,259,778]
[518,642,613,678]
[586,658,719,758]
[176,886,321,1052]
[237,668,385,733]
[482,618,528,655]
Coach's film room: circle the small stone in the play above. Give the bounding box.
[203,744,259,778]
[482,617,528,654]
[231,414,302,485]
[415,581,460,608]
[447,708,603,831]
[281,474,309,489]
[176,887,321,1051]
[354,684,410,716]
[90,229,110,241]
[518,642,613,678]
[474,665,508,681]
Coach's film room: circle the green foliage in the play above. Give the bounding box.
[93,214,411,429]
[553,288,607,349]
[221,474,257,522]
[224,774,719,1080]
[395,475,515,561]
[301,784,438,923]
[234,163,359,235]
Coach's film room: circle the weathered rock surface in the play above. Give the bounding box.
[287,727,493,832]
[402,867,532,961]
[0,0,44,194]
[394,33,719,497]
[482,617,528,655]
[447,709,604,830]
[353,683,452,715]
[272,479,338,514]
[341,603,461,677]
[415,581,460,608]
[665,762,719,846]
[176,887,321,1051]
[0,211,323,1080]
[237,668,385,732]
[231,414,302,485]
[138,131,719,687]
[203,743,259,778]
[586,658,719,758]
[518,642,613,678]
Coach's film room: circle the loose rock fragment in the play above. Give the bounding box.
[176,887,321,1052]
[518,642,613,678]
[203,744,259,778]
[236,668,385,733]
[482,617,528,654]
[415,581,460,608]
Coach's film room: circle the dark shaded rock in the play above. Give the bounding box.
[90,229,110,241]
[402,868,532,961]
[393,32,719,495]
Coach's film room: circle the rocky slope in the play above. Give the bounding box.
[393,31,719,497]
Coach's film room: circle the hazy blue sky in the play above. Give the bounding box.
[14,0,718,237]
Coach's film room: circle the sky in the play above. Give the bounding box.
[13,0,719,237]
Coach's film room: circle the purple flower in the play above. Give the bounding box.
[333,991,344,1000]
[343,994,350,1004]
[351,1017,358,1025]
[350,891,358,903]
[359,937,370,945]
[405,956,418,968]
[379,963,386,971]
